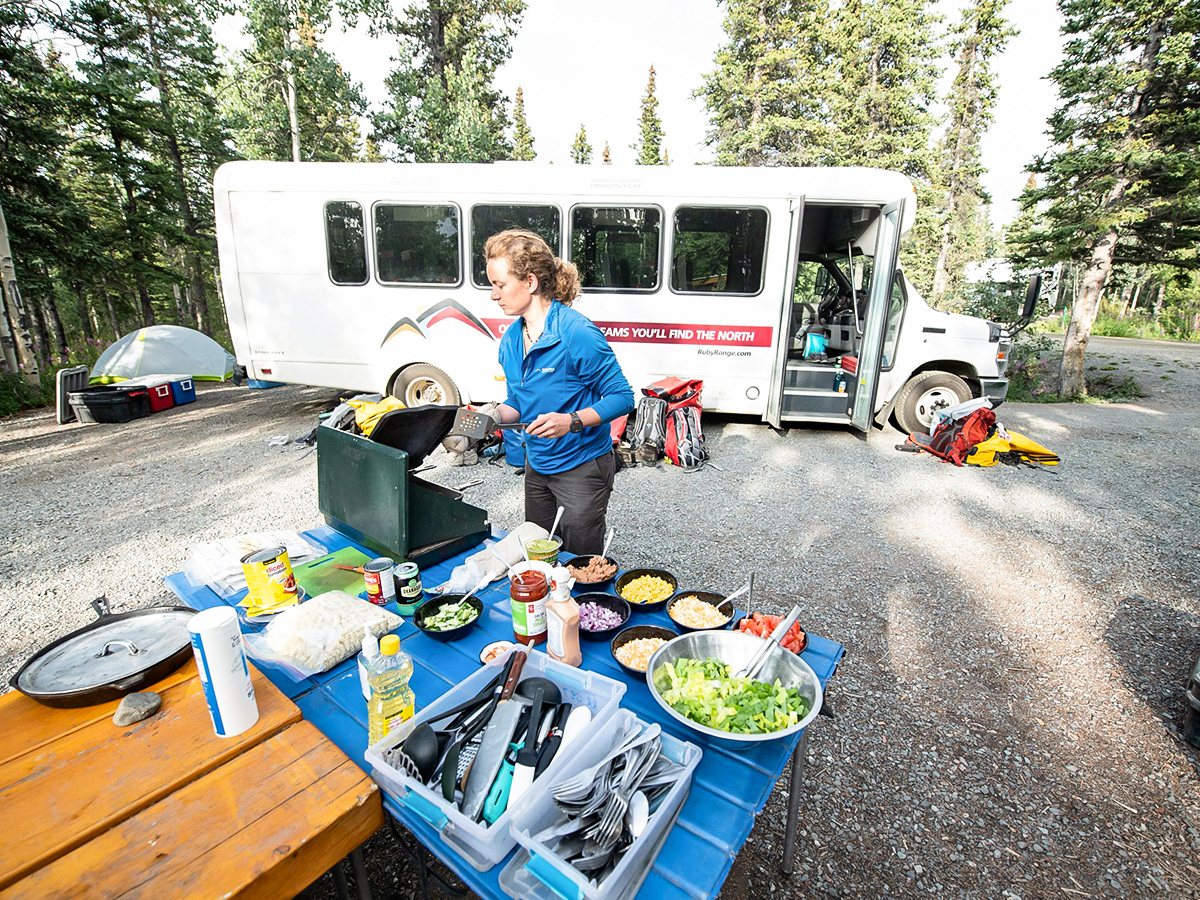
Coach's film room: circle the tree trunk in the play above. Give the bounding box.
[29,290,50,364]
[39,262,69,362]
[101,275,120,339]
[282,24,302,162]
[75,282,95,343]
[1128,279,1144,314]
[0,198,39,383]
[172,281,185,324]
[1060,225,1120,396]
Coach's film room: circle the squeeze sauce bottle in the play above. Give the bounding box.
[545,566,582,667]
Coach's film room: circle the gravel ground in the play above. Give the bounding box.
[3,335,1200,899]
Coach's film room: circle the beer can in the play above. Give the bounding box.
[364,557,397,605]
[396,562,423,600]
[241,546,298,607]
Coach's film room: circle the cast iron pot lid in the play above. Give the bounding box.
[14,598,196,698]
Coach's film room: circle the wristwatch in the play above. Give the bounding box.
[569,411,583,433]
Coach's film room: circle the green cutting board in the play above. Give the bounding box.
[293,547,374,597]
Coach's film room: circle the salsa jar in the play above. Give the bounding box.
[510,570,549,645]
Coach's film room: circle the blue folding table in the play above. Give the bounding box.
[166,525,844,900]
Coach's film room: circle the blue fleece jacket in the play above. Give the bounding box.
[499,301,635,475]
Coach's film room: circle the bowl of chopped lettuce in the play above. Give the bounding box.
[413,594,483,642]
[645,630,822,742]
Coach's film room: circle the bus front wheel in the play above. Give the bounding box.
[390,364,461,407]
[894,371,971,435]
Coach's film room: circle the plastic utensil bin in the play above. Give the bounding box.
[67,388,151,424]
[366,648,626,871]
[499,709,703,900]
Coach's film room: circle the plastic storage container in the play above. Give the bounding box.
[366,648,626,871]
[67,388,151,424]
[168,377,196,405]
[499,708,703,900]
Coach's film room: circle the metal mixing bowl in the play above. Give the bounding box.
[645,630,823,743]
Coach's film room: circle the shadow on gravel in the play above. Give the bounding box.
[1103,594,1200,770]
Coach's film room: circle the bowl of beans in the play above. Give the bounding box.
[575,593,630,641]
[666,591,733,633]
[615,569,677,612]
[565,555,620,591]
[610,624,678,679]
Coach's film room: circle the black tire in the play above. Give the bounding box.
[389,363,460,407]
[894,371,972,435]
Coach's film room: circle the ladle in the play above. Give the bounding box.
[400,723,441,782]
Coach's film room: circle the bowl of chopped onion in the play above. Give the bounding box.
[576,593,630,641]
[609,624,678,679]
[614,569,677,612]
[666,591,733,633]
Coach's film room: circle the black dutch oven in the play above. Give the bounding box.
[9,596,198,708]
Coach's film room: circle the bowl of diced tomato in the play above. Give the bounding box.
[733,612,807,654]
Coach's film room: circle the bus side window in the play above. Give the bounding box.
[374,204,461,285]
[470,205,562,287]
[880,276,906,369]
[671,207,767,295]
[325,201,367,285]
[570,206,661,291]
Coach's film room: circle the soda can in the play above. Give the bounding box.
[364,557,397,605]
[396,562,423,600]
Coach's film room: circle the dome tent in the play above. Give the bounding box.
[89,326,235,385]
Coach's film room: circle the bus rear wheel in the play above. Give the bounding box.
[894,371,971,435]
[390,364,460,407]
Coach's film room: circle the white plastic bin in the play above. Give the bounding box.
[499,709,703,900]
[366,648,626,871]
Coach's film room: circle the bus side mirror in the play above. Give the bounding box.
[1021,274,1042,320]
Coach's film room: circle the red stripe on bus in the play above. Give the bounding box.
[480,319,772,347]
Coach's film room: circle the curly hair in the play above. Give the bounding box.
[483,229,582,307]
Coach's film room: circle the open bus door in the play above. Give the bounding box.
[766,197,805,428]
[850,198,905,434]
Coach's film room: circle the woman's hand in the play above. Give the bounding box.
[526,412,572,439]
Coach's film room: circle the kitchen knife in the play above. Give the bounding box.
[460,649,528,820]
[441,649,524,804]
[533,702,572,778]
[506,684,547,806]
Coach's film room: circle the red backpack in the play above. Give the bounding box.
[644,378,708,469]
[907,407,995,466]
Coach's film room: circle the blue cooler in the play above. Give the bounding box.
[168,377,196,405]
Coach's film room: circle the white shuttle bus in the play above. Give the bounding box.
[213,161,1014,434]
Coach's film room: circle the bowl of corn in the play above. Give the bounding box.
[614,568,677,612]
[666,591,733,632]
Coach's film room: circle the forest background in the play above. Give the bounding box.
[1,0,1197,412]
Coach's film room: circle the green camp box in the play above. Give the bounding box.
[317,407,490,566]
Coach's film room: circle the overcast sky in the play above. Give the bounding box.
[219,0,1064,226]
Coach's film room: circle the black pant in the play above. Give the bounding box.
[525,451,616,556]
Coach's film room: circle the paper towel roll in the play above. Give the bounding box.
[188,607,259,737]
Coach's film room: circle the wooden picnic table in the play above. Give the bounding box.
[0,659,383,899]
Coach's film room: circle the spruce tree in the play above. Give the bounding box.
[930,0,1015,308]
[374,0,524,162]
[700,0,834,166]
[512,85,535,160]
[633,65,666,165]
[571,125,593,164]
[223,0,368,163]
[1013,1,1200,396]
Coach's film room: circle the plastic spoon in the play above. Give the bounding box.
[717,579,752,616]
[599,528,615,561]
[548,506,565,543]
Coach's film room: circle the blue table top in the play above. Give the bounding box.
[165,525,844,900]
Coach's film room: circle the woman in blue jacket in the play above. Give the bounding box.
[484,229,635,555]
